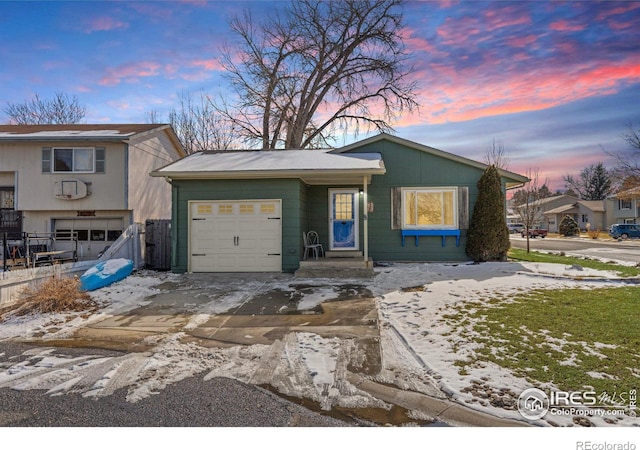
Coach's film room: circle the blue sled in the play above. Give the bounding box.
[80,258,134,291]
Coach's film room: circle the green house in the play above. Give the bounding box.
[151,134,528,273]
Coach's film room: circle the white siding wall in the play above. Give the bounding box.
[127,131,181,223]
[0,141,126,211]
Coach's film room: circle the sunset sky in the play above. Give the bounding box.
[1,0,639,191]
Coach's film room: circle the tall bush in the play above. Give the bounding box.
[559,215,580,236]
[466,165,510,262]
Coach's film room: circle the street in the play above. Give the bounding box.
[0,341,350,427]
[509,235,640,265]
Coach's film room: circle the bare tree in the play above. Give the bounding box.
[563,162,613,200]
[217,0,418,149]
[4,92,86,124]
[514,168,547,253]
[605,123,640,180]
[483,138,509,169]
[168,90,240,153]
[146,110,161,124]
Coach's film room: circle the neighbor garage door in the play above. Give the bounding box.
[189,199,282,272]
[54,218,124,259]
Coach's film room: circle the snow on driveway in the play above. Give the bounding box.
[0,261,637,427]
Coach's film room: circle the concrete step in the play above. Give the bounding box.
[295,258,375,278]
[325,251,363,258]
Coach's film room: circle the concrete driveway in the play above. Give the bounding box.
[69,273,382,375]
[17,270,526,427]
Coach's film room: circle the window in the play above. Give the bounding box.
[239,204,254,214]
[334,193,354,220]
[218,204,233,214]
[107,229,122,241]
[0,188,14,209]
[52,148,95,173]
[581,214,589,223]
[619,199,632,210]
[402,188,457,229]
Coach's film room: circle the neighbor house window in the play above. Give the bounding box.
[53,148,94,172]
[402,188,457,229]
[619,199,632,210]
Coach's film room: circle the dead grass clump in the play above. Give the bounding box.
[1,276,98,320]
[587,229,601,240]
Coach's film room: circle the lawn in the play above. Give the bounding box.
[448,287,639,397]
[508,247,640,277]
[445,251,640,405]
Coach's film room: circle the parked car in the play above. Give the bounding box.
[521,228,547,238]
[609,224,640,240]
[508,223,524,234]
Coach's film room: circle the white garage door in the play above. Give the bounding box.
[54,218,124,259]
[189,199,282,272]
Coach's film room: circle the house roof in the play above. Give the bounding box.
[333,133,530,189]
[0,123,186,157]
[577,200,605,212]
[544,204,578,215]
[151,149,386,185]
[614,185,640,200]
[544,200,605,215]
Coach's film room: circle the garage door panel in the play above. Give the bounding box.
[190,200,282,272]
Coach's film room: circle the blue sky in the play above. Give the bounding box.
[1,0,639,191]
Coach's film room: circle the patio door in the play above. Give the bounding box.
[329,189,359,251]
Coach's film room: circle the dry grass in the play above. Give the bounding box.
[0,276,98,321]
[587,229,602,239]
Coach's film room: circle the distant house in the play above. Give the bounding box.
[544,200,607,232]
[511,195,578,233]
[606,186,640,226]
[0,124,185,259]
[151,133,528,273]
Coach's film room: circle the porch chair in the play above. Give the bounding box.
[303,231,324,260]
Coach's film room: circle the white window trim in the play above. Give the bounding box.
[619,199,632,210]
[52,147,96,173]
[401,187,458,230]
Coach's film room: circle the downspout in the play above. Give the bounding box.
[363,175,369,267]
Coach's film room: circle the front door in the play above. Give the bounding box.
[329,189,358,251]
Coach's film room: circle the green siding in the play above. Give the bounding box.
[171,137,515,270]
[171,178,305,273]
[318,140,489,262]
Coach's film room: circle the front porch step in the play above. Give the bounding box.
[295,257,375,279]
[325,251,363,258]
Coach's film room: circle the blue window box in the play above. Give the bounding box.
[401,229,461,247]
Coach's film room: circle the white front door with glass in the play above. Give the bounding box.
[329,189,359,251]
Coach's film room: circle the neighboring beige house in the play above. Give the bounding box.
[544,200,607,232]
[511,195,578,232]
[0,124,185,259]
[606,186,640,226]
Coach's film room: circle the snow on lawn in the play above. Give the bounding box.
[0,262,638,427]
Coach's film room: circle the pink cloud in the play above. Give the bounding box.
[99,61,162,86]
[396,55,640,127]
[597,2,640,20]
[83,16,129,33]
[482,6,531,31]
[506,34,538,48]
[549,20,586,32]
[190,59,224,71]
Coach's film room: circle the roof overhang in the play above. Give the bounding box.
[151,150,386,185]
